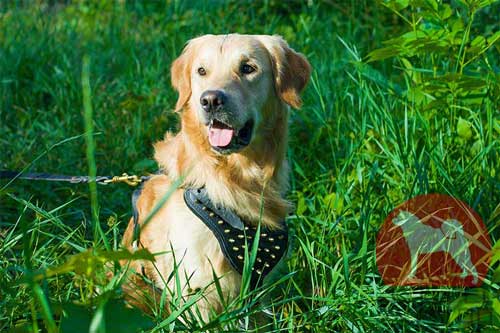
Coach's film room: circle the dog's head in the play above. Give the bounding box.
[170,34,311,155]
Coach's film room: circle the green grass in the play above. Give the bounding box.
[1,1,500,332]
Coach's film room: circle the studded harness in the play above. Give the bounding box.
[132,186,288,288]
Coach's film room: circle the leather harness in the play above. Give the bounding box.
[132,186,288,287]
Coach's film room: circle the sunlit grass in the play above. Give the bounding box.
[1,1,499,332]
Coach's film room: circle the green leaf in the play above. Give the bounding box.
[428,0,439,11]
[494,119,500,136]
[456,76,487,92]
[25,249,156,282]
[457,118,473,140]
[405,85,428,105]
[296,192,307,215]
[492,266,500,283]
[323,192,344,215]
[489,241,500,266]
[451,17,465,33]
[476,0,500,10]
[471,35,486,48]
[8,323,34,333]
[382,0,409,11]
[487,31,500,46]
[439,4,453,19]
[449,291,487,323]
[400,57,422,84]
[492,298,500,317]
[471,139,482,155]
[366,45,403,62]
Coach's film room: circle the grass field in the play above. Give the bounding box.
[1,1,500,332]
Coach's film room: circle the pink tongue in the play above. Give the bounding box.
[209,127,234,147]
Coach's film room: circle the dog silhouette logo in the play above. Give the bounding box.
[377,194,491,287]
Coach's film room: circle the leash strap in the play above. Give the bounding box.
[0,170,149,186]
[183,187,288,287]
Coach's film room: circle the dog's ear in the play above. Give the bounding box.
[258,35,311,109]
[171,41,195,112]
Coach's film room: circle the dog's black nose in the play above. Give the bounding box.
[200,90,225,113]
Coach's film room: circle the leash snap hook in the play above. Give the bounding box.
[104,173,142,186]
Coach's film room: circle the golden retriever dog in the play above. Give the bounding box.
[120,34,311,318]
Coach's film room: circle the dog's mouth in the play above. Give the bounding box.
[208,119,254,154]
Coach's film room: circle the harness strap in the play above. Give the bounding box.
[183,188,288,287]
[131,186,143,244]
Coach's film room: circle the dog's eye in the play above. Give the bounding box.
[197,67,207,76]
[240,64,256,75]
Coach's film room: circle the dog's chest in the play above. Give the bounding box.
[143,190,237,289]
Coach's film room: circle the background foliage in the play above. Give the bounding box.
[1,0,499,332]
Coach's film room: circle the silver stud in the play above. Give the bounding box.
[257,258,262,263]
[258,248,262,252]
[202,206,207,210]
[264,248,270,253]
[237,234,244,239]
[229,238,235,243]
[241,244,246,249]
[256,269,262,275]
[261,233,267,237]
[268,237,274,242]
[270,254,276,259]
[209,212,215,217]
[224,229,230,233]
[232,246,239,251]
[244,226,249,231]
[237,255,244,260]
[217,220,224,225]
[265,263,270,267]
[274,246,281,250]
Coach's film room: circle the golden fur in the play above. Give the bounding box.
[120,34,311,316]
